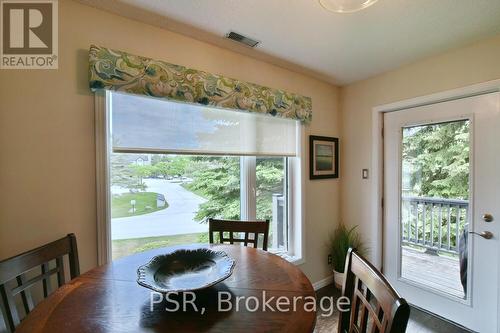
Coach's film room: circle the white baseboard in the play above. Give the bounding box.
[312,275,333,291]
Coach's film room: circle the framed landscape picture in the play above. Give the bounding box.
[309,135,339,179]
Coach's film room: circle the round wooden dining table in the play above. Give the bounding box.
[16,244,316,333]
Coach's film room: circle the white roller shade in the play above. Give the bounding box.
[110,92,299,157]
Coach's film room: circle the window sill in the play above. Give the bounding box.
[270,250,305,266]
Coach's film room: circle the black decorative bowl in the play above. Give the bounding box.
[137,248,235,293]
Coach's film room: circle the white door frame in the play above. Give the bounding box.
[371,78,500,330]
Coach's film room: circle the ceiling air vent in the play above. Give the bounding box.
[225,31,260,48]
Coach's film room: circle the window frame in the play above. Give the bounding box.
[94,91,305,265]
[243,156,288,253]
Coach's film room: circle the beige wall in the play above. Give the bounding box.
[340,34,500,261]
[0,0,340,284]
[7,0,498,285]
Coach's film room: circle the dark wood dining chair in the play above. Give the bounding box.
[208,218,270,251]
[338,248,410,333]
[0,233,80,333]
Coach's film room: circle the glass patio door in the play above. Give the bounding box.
[383,92,500,332]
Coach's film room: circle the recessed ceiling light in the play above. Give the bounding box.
[319,0,379,13]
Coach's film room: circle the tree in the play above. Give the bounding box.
[110,154,147,191]
[402,120,469,199]
[186,157,241,221]
[154,156,190,177]
[112,153,286,222]
[130,165,153,185]
[256,158,284,221]
[185,157,285,222]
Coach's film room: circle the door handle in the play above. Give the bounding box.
[469,231,494,239]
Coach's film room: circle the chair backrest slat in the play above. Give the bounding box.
[0,284,20,329]
[16,274,34,314]
[338,248,410,333]
[56,256,65,286]
[208,219,270,251]
[41,262,52,297]
[10,266,61,297]
[0,233,79,333]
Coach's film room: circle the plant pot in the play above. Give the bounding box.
[333,269,345,290]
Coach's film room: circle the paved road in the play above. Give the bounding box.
[111,179,208,240]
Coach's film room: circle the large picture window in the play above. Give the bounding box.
[96,91,304,263]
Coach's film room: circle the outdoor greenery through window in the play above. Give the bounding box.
[111,154,288,259]
[256,157,287,250]
[108,92,297,260]
[400,119,470,298]
[402,120,469,200]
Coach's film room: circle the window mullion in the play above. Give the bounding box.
[240,156,256,220]
[284,157,290,252]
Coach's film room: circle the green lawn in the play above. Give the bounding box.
[111,192,168,218]
[112,233,207,260]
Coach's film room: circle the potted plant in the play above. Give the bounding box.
[329,224,366,289]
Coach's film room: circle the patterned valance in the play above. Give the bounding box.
[89,45,312,122]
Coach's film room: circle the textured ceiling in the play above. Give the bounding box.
[78,0,500,85]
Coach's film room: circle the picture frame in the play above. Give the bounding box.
[309,135,339,179]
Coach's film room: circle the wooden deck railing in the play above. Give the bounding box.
[401,196,468,255]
